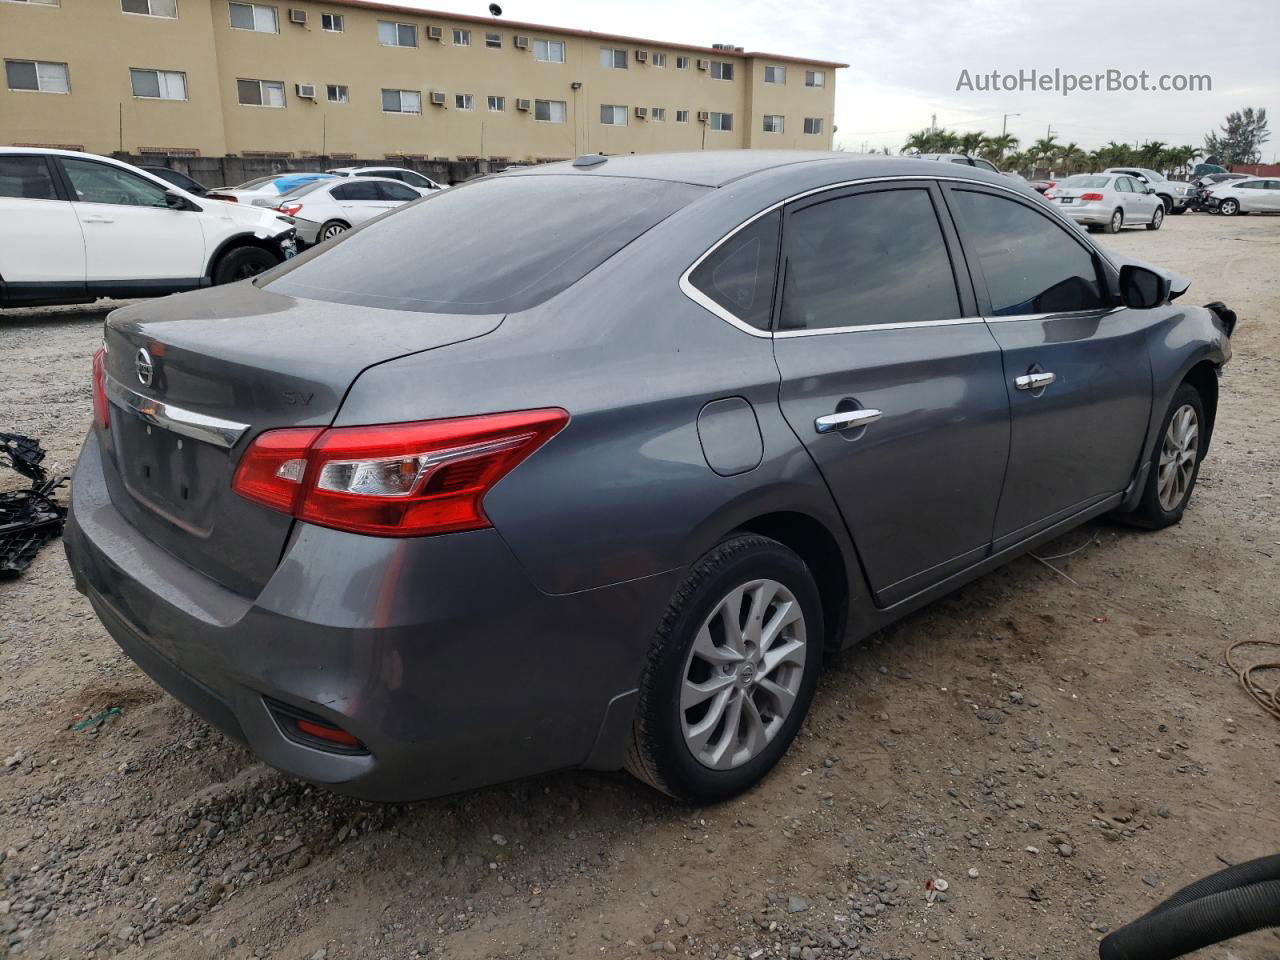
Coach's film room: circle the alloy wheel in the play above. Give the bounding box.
[323,224,347,240]
[680,578,807,770]
[1157,404,1199,512]
[1111,210,1123,232]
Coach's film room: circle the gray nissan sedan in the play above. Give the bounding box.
[65,152,1234,804]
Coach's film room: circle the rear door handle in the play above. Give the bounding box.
[1015,372,1057,391]
[815,408,882,434]
[82,216,115,223]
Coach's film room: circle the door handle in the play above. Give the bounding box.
[1015,372,1057,391]
[815,408,882,434]
[82,216,115,224]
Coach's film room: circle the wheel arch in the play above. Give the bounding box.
[205,232,284,280]
[1182,358,1219,450]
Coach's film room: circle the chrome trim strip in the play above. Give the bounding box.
[775,316,982,337]
[104,375,250,450]
[679,173,1054,338]
[983,306,1125,323]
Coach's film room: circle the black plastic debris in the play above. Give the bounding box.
[1,432,68,579]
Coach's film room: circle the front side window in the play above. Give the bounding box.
[600,47,627,68]
[600,104,627,126]
[948,189,1106,316]
[378,181,421,202]
[5,59,69,93]
[455,93,473,110]
[326,83,347,103]
[484,31,501,48]
[764,65,785,84]
[130,68,187,100]
[779,188,961,332]
[236,78,284,106]
[321,13,342,31]
[710,112,732,132]
[331,181,379,201]
[534,39,564,63]
[122,0,177,17]
[710,61,734,80]
[378,20,416,46]
[61,158,170,207]
[762,115,784,134]
[487,95,505,111]
[805,69,825,87]
[689,209,781,330]
[534,99,565,123]
[229,2,276,32]
[803,117,823,135]
[0,155,57,200]
[453,28,470,45]
[382,89,421,113]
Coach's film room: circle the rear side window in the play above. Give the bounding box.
[267,174,707,314]
[0,155,57,200]
[331,181,380,201]
[948,189,1106,316]
[377,181,421,202]
[778,188,961,331]
[688,209,780,330]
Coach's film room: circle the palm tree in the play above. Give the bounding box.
[935,130,962,152]
[1059,142,1088,174]
[1032,137,1061,168]
[959,130,987,155]
[983,133,1019,159]
[1137,140,1167,168]
[903,130,933,154]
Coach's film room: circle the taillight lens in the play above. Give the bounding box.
[1080,192,1105,202]
[232,409,569,537]
[92,347,110,430]
[277,202,303,217]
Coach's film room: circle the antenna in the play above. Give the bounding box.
[488,3,502,15]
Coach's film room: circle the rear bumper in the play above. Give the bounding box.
[64,430,676,801]
[1059,205,1112,226]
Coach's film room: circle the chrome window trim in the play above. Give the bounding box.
[680,173,1065,338]
[104,374,249,449]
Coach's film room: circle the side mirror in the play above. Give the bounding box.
[164,190,198,211]
[1146,186,1157,195]
[1118,264,1170,309]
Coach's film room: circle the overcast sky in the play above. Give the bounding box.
[385,0,1278,156]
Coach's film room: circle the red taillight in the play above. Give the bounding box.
[92,347,110,430]
[1080,192,1105,202]
[295,718,363,749]
[277,202,303,217]
[232,409,569,537]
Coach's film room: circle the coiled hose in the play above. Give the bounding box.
[1100,855,1280,960]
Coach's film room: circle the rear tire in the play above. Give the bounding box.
[1119,383,1207,530]
[1106,208,1124,233]
[212,245,281,285]
[1147,205,1164,230]
[319,220,350,242]
[626,534,823,803]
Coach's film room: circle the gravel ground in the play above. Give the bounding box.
[2,213,1278,960]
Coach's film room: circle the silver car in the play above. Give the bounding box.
[1048,174,1164,233]
[1102,167,1194,214]
[1204,177,1280,216]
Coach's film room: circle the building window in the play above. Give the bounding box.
[453,28,470,45]
[228,2,277,32]
[710,61,734,81]
[803,117,823,135]
[130,68,187,100]
[534,39,564,63]
[805,69,825,87]
[676,56,689,69]
[676,109,689,123]
[326,83,347,103]
[600,47,627,69]
[762,114,784,134]
[652,107,666,121]
[4,59,69,93]
[764,65,786,84]
[236,78,284,106]
[487,95,505,111]
[378,20,416,46]
[454,93,473,110]
[600,104,627,126]
[4,0,60,5]
[710,111,732,131]
[382,88,421,113]
[484,31,501,48]
[122,0,177,17]
[651,52,667,67]
[534,99,565,123]
[321,13,343,31]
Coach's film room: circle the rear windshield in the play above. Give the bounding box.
[265,173,707,314]
[1061,175,1112,188]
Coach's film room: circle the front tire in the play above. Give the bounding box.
[1106,208,1124,233]
[1158,194,1174,214]
[626,534,823,803]
[212,245,281,285]
[1219,198,1240,216]
[1147,205,1164,230]
[1170,205,1187,215]
[1120,384,1207,529]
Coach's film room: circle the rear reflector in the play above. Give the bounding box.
[1080,192,1105,202]
[295,718,363,749]
[92,347,110,430]
[233,409,569,537]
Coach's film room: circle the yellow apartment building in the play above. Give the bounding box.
[0,0,844,162]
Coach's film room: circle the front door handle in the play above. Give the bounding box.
[815,408,882,434]
[1015,372,1056,392]
[82,216,115,224]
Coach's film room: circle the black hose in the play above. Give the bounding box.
[1145,855,1280,917]
[1099,879,1280,960]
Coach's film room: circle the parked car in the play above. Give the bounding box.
[1047,173,1165,232]
[1188,173,1251,212]
[139,166,210,197]
[65,152,1233,804]
[328,165,449,192]
[915,153,1004,174]
[206,172,336,204]
[1101,167,1193,214]
[266,176,428,246]
[1027,179,1055,194]
[0,147,296,309]
[1200,177,1280,215]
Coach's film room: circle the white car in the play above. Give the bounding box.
[1047,173,1165,233]
[327,166,449,192]
[0,147,296,309]
[265,177,428,246]
[1204,177,1280,216]
[1101,167,1193,214]
[205,172,337,204]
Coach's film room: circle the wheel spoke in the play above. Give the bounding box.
[716,585,749,656]
[761,636,806,676]
[760,599,802,652]
[681,672,737,711]
[740,694,768,757]
[706,690,745,768]
[741,582,771,650]
[691,624,743,668]
[756,676,797,718]
[685,687,735,756]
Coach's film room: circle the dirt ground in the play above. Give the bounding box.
[2,212,1278,960]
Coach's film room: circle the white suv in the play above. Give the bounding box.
[327,166,449,192]
[0,148,297,309]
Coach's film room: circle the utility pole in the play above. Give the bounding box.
[1002,113,1020,136]
[930,113,937,134]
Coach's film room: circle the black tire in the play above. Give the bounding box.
[319,220,350,242]
[626,534,824,803]
[212,245,280,285]
[1157,194,1174,214]
[1170,205,1187,215]
[1147,205,1164,230]
[1219,198,1240,216]
[1106,208,1124,233]
[1118,383,1207,529]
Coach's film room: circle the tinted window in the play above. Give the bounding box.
[973,159,999,173]
[377,181,421,202]
[331,181,380,201]
[0,155,57,200]
[266,175,706,314]
[61,158,168,207]
[949,189,1106,316]
[778,189,960,331]
[688,209,780,330]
